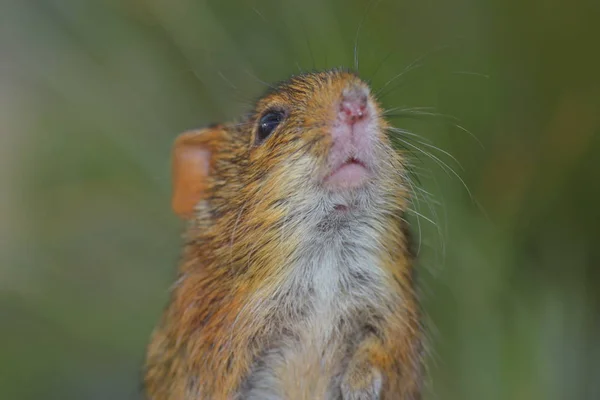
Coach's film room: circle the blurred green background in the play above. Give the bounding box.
[1,0,599,399]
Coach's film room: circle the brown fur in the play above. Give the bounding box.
[144,70,424,399]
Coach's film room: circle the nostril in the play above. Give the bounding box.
[340,93,368,123]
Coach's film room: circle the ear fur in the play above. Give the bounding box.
[171,126,224,219]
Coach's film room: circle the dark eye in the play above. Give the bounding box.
[256,110,285,144]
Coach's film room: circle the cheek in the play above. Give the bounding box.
[260,156,320,202]
[301,127,333,163]
[356,116,389,160]
[257,134,322,183]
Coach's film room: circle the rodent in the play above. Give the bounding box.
[144,69,423,399]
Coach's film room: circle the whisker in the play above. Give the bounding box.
[398,142,448,269]
[385,109,459,121]
[375,44,453,98]
[376,45,460,98]
[353,0,380,72]
[383,106,437,115]
[375,62,424,98]
[453,122,484,149]
[299,20,316,70]
[407,208,438,227]
[367,51,393,84]
[389,127,464,171]
[413,186,442,207]
[392,135,474,201]
[385,108,484,149]
[251,7,268,22]
[217,70,238,90]
[243,68,275,89]
[422,171,448,271]
[403,173,423,255]
[451,71,490,79]
[387,125,434,144]
[353,22,360,72]
[408,196,444,273]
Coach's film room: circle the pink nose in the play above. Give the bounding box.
[340,87,368,124]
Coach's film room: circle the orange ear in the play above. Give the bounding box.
[171,127,224,219]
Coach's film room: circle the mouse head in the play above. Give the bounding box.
[172,69,407,223]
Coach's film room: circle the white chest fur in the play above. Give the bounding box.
[242,219,389,400]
